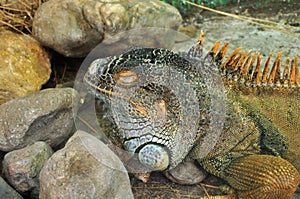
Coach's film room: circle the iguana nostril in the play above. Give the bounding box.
[138,144,169,171]
[89,58,109,76]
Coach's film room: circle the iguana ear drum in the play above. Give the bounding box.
[138,144,169,171]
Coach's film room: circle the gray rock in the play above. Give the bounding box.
[0,176,23,199]
[39,130,133,199]
[292,193,300,199]
[164,161,207,185]
[3,142,53,199]
[0,88,80,152]
[32,0,182,57]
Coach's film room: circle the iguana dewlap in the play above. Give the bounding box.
[84,32,300,198]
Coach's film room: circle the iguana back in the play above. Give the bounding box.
[198,37,300,169]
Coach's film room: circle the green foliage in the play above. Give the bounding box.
[161,0,231,10]
[161,0,233,14]
[161,0,293,15]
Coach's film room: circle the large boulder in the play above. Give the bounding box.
[0,88,80,152]
[32,0,182,57]
[3,142,53,198]
[39,130,134,199]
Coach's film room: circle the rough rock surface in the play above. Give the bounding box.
[32,0,182,57]
[0,88,80,152]
[0,176,23,199]
[0,31,51,104]
[39,130,133,199]
[164,161,208,185]
[3,142,53,199]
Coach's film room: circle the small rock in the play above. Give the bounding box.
[0,31,51,104]
[0,88,80,152]
[164,161,207,185]
[178,25,198,38]
[39,130,133,199]
[0,176,23,199]
[3,141,53,198]
[32,0,182,57]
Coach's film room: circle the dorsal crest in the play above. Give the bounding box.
[198,31,299,89]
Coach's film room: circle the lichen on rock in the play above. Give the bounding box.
[0,31,51,104]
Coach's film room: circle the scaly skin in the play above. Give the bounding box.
[84,32,300,198]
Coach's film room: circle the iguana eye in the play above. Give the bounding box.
[113,70,138,86]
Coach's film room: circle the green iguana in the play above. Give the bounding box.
[84,31,300,198]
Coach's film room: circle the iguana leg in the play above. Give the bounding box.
[201,154,300,199]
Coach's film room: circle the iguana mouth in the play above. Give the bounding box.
[84,78,119,97]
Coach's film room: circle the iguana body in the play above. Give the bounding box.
[84,32,300,198]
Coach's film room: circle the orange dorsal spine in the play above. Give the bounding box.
[199,33,299,89]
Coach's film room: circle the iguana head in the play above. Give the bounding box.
[84,47,207,171]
